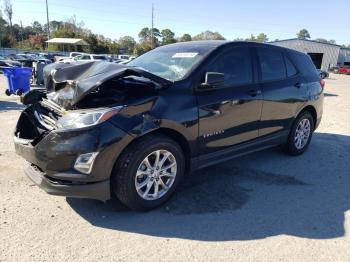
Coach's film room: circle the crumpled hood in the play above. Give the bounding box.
[43,61,171,108]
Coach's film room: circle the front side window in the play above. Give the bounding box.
[206,47,253,87]
[258,48,286,81]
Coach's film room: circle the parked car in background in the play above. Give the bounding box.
[31,54,52,64]
[118,56,136,65]
[0,55,22,67]
[54,52,86,63]
[328,66,339,74]
[6,54,28,61]
[6,54,34,67]
[338,66,350,75]
[59,54,108,63]
[37,52,64,62]
[117,55,131,60]
[111,58,122,63]
[116,55,136,63]
[317,69,329,79]
[14,41,324,211]
[6,53,51,65]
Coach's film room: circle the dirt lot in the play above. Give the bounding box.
[0,74,349,262]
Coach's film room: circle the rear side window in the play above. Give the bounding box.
[289,51,319,79]
[284,55,298,77]
[207,47,253,87]
[257,48,286,81]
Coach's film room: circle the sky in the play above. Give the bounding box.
[9,0,350,45]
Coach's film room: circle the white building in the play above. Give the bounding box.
[270,38,350,70]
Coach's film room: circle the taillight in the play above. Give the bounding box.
[320,79,325,88]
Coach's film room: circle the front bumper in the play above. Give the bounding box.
[24,162,110,201]
[14,105,134,201]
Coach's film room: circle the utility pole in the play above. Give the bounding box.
[45,0,50,40]
[151,3,154,49]
[20,21,23,42]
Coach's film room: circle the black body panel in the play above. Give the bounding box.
[14,41,324,201]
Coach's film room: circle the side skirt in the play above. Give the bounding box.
[191,130,289,171]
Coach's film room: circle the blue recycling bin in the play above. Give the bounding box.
[2,67,32,96]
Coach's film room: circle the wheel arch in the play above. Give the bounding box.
[298,105,317,129]
[112,127,193,177]
[150,128,192,173]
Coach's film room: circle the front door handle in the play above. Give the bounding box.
[248,90,262,97]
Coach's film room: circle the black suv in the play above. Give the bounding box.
[14,41,324,210]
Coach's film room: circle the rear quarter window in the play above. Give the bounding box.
[288,51,319,79]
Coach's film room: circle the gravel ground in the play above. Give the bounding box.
[0,74,349,262]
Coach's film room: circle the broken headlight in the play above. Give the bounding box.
[56,107,122,130]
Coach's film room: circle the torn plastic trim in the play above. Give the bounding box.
[13,136,33,145]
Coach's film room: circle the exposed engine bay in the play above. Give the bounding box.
[16,61,169,140]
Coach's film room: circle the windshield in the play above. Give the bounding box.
[128,44,214,81]
[74,55,82,60]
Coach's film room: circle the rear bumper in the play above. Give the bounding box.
[24,162,110,201]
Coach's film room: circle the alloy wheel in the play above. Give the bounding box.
[135,150,177,200]
[294,118,311,150]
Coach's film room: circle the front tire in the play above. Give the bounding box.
[111,134,185,211]
[283,111,314,156]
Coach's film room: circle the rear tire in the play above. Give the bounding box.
[282,111,314,156]
[111,134,185,211]
[5,89,11,96]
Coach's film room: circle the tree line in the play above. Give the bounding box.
[0,0,348,55]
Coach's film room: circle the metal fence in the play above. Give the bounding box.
[0,48,68,57]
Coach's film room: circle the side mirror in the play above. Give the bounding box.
[199,72,225,90]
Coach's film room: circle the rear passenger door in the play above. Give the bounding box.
[256,47,303,136]
[197,46,263,155]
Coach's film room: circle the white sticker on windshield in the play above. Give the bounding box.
[172,52,198,58]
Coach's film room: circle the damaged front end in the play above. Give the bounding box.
[14,61,167,201]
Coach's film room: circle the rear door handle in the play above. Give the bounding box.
[294,82,301,88]
[248,90,262,97]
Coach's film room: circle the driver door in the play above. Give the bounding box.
[196,46,263,155]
